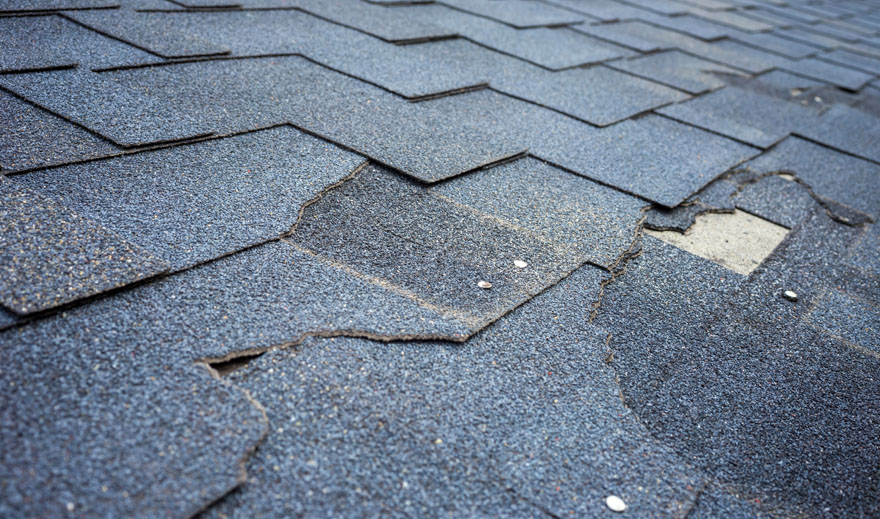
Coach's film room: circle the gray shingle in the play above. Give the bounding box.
[0,90,119,171]
[429,157,646,268]
[808,289,879,351]
[389,4,632,69]
[11,126,366,270]
[744,136,880,218]
[290,164,585,330]
[0,328,266,519]
[0,58,523,180]
[729,29,820,58]
[67,9,230,58]
[606,49,744,94]
[495,64,688,125]
[438,0,585,28]
[0,178,168,315]
[0,0,115,12]
[820,48,880,75]
[657,86,818,148]
[206,262,703,519]
[0,68,217,147]
[796,103,880,163]
[0,15,154,72]
[780,56,876,90]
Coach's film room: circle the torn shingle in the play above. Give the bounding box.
[206,263,703,519]
[744,136,880,219]
[290,164,584,330]
[0,178,168,315]
[0,325,267,519]
[10,126,366,270]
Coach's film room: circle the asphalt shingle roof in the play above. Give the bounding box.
[1,1,879,518]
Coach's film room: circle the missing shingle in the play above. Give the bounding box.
[644,209,788,276]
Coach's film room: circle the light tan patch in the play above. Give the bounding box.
[645,209,789,275]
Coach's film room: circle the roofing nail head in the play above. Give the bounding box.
[783,290,798,302]
[606,495,626,513]
[477,280,493,289]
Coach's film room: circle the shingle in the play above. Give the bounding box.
[543,0,646,22]
[0,90,119,171]
[644,177,739,231]
[796,103,880,163]
[657,86,817,147]
[690,7,774,32]
[808,289,879,351]
[11,126,365,270]
[206,263,703,519]
[495,64,689,125]
[734,174,815,228]
[729,29,820,58]
[0,15,154,72]
[438,0,585,28]
[0,178,168,315]
[774,26,845,50]
[0,68,216,147]
[429,157,646,268]
[606,49,743,94]
[0,0,115,12]
[575,20,787,72]
[0,329,266,519]
[530,114,758,207]
[278,0,453,42]
[596,207,880,518]
[620,0,688,16]
[0,58,522,180]
[744,136,880,218]
[389,4,632,69]
[780,56,875,90]
[807,20,872,43]
[67,8,231,58]
[753,5,820,25]
[820,48,880,75]
[687,484,764,519]
[290,164,585,330]
[420,89,755,207]
[639,12,734,40]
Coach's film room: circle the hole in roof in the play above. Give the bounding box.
[644,209,789,276]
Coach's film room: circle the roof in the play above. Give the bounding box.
[1,0,879,517]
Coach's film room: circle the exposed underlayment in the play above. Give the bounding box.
[1,1,880,518]
[645,209,790,275]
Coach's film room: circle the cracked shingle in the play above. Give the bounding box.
[205,262,703,519]
[290,164,585,330]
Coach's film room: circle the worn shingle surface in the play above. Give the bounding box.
[2,2,879,518]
